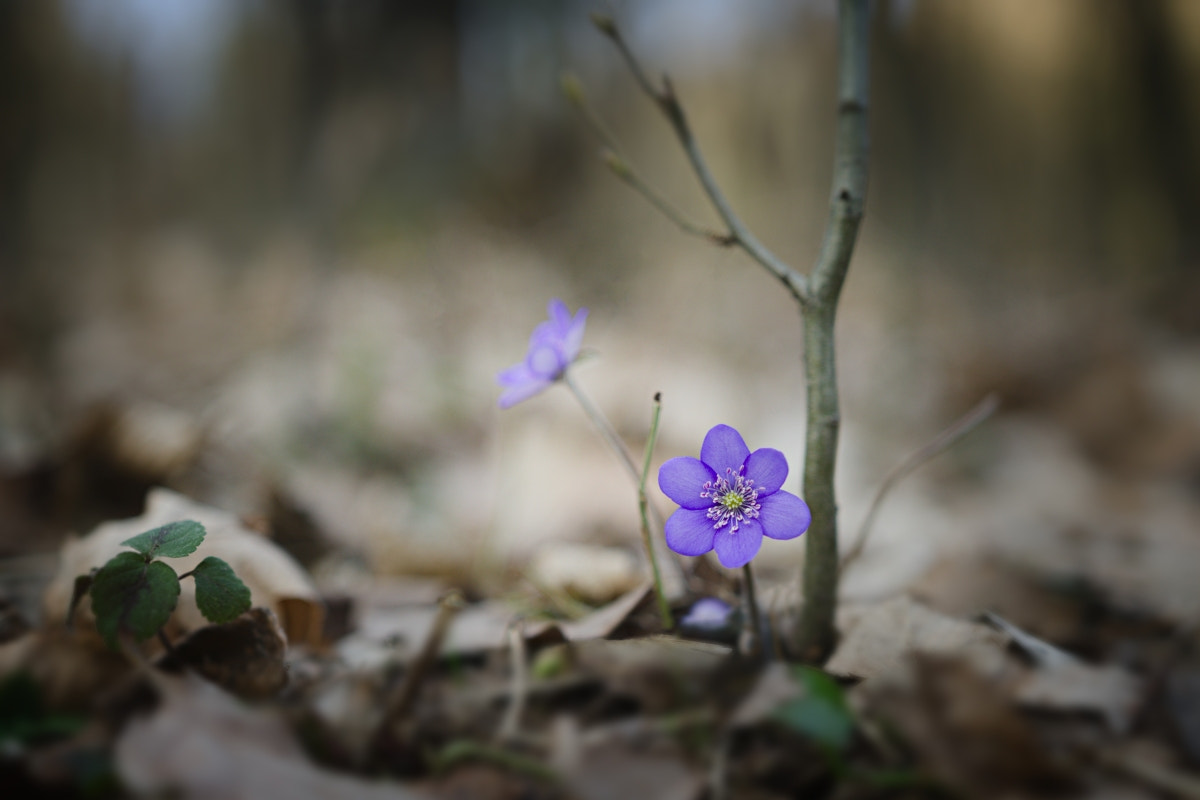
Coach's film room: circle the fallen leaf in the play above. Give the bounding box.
[525,582,653,645]
[861,654,1074,798]
[157,607,289,699]
[0,629,132,712]
[116,672,427,800]
[340,600,515,670]
[728,661,800,728]
[526,542,643,605]
[44,489,323,647]
[987,613,1144,734]
[826,595,1010,681]
[1013,660,1143,735]
[913,553,1084,645]
[571,636,729,715]
[562,742,704,800]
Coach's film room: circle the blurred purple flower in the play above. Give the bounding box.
[680,597,733,631]
[496,299,588,409]
[658,424,811,569]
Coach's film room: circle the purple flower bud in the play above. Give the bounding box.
[680,597,733,631]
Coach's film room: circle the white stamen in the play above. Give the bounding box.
[699,466,761,533]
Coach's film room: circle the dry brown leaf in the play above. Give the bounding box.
[0,628,132,711]
[826,595,1010,681]
[913,553,1084,645]
[1013,661,1143,734]
[571,636,730,715]
[862,654,1074,798]
[157,607,289,699]
[116,672,427,800]
[340,599,515,670]
[44,488,324,647]
[526,542,643,605]
[524,582,652,645]
[987,612,1144,733]
[563,742,705,800]
[729,661,801,728]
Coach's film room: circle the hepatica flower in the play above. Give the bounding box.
[496,299,588,409]
[658,424,811,568]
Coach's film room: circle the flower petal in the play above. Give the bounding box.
[712,519,764,568]
[562,307,588,361]
[664,508,716,556]
[658,457,715,510]
[496,362,534,387]
[497,375,553,409]
[547,298,572,330]
[700,424,750,475]
[758,491,811,540]
[744,447,788,495]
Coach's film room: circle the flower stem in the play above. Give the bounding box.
[639,394,672,628]
[741,563,764,660]
[563,370,641,483]
[563,371,672,628]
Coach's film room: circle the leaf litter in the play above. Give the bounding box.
[4,376,1200,797]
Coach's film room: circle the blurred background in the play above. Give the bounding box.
[2,0,1200,618]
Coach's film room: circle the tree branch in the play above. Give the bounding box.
[562,73,732,246]
[793,0,871,662]
[587,15,809,304]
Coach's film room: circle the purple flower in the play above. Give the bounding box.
[658,424,811,569]
[497,299,588,409]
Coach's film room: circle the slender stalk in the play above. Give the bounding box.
[740,564,763,660]
[839,394,999,575]
[638,394,672,628]
[376,590,464,744]
[602,149,732,244]
[495,623,528,744]
[563,370,641,484]
[562,371,671,621]
[793,0,871,663]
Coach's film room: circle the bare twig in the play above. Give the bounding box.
[562,73,730,245]
[840,394,1000,575]
[495,622,528,744]
[709,731,732,800]
[585,14,808,302]
[376,590,465,739]
[603,150,733,244]
[638,392,673,628]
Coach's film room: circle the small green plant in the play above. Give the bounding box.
[76,520,252,650]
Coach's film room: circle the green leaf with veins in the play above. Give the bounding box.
[90,552,181,649]
[120,520,206,560]
[191,556,252,624]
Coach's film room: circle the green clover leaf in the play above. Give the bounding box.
[191,556,252,624]
[90,552,181,649]
[120,520,206,560]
